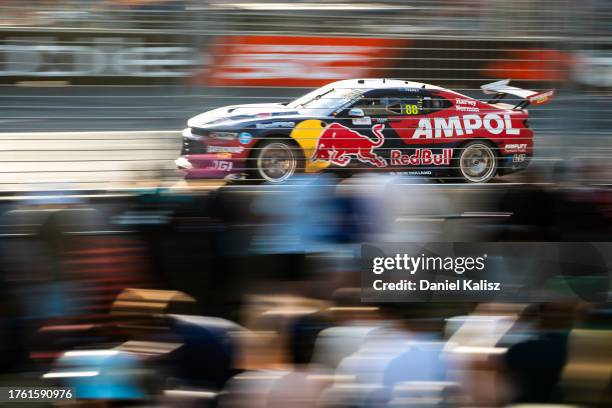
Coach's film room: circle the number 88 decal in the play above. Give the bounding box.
[405,104,420,115]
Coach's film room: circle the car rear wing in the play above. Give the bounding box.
[481,79,555,109]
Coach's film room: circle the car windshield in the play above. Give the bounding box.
[287,87,363,113]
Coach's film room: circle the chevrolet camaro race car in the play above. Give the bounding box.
[176,78,554,183]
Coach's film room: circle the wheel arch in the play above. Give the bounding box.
[248,133,302,161]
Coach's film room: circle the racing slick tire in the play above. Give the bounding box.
[454,140,498,183]
[248,138,305,183]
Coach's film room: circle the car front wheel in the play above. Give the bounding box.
[456,141,497,183]
[249,139,304,183]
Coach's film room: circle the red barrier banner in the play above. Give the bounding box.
[194,35,409,87]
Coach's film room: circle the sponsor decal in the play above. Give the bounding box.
[311,123,387,167]
[390,170,433,176]
[287,119,333,172]
[527,90,555,105]
[212,160,233,171]
[207,145,244,154]
[197,35,409,87]
[352,117,372,125]
[412,113,520,139]
[512,153,526,163]
[255,121,295,129]
[390,149,452,166]
[239,132,253,144]
[455,98,479,112]
[456,98,476,106]
[504,143,528,153]
[456,105,480,112]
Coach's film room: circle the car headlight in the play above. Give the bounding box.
[209,131,238,140]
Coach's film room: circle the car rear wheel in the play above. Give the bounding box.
[249,139,304,183]
[457,141,497,183]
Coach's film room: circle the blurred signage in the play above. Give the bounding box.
[0,31,575,86]
[572,53,612,88]
[0,35,202,82]
[194,35,409,87]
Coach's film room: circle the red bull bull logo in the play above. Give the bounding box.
[311,123,387,167]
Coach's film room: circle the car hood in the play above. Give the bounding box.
[187,103,300,128]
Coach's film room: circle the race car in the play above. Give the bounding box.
[176,78,554,183]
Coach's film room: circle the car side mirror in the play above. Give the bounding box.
[348,108,365,117]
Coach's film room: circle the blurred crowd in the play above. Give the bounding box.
[0,169,610,406]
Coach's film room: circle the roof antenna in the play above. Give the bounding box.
[383,78,386,83]
[421,84,426,88]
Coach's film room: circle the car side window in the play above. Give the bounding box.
[390,96,423,116]
[350,97,388,117]
[421,95,453,114]
[351,94,424,117]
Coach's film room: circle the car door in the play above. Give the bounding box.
[338,89,421,169]
[322,89,398,169]
[324,88,452,171]
[388,90,455,172]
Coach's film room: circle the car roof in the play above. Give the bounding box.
[326,78,446,91]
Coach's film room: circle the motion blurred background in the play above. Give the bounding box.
[0,1,610,407]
